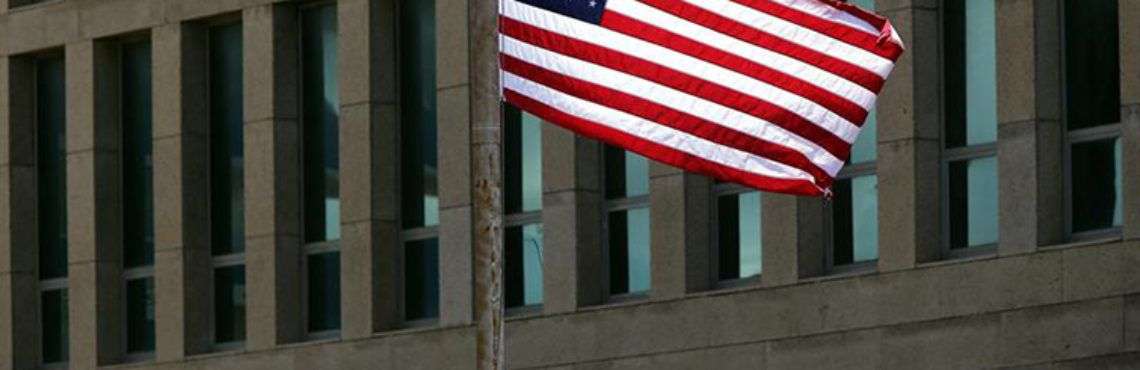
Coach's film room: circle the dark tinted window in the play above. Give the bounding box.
[209,23,245,256]
[405,239,440,320]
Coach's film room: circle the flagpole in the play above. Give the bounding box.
[471,0,505,369]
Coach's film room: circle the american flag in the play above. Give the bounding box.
[498,0,904,196]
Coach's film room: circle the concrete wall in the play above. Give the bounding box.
[0,0,1136,369]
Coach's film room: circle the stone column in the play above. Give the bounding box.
[995,0,1064,255]
[541,127,603,313]
[0,56,40,370]
[649,164,712,298]
[1120,0,1140,240]
[875,0,942,271]
[338,0,402,339]
[152,22,212,360]
[66,40,124,368]
[243,3,302,350]
[438,0,474,327]
[761,195,826,286]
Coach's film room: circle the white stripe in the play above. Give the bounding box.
[502,71,818,183]
[606,0,875,110]
[767,0,879,35]
[682,0,894,78]
[501,0,862,144]
[501,35,844,174]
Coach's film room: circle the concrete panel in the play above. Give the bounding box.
[1119,0,1139,106]
[997,119,1064,254]
[0,271,37,370]
[573,342,766,370]
[1062,241,1140,301]
[882,314,1001,369]
[876,138,941,270]
[540,190,603,313]
[435,0,469,89]
[1124,105,1140,240]
[649,166,711,298]
[336,0,396,106]
[875,6,940,143]
[1127,294,1140,352]
[437,85,472,209]
[77,0,162,41]
[438,205,473,326]
[761,194,826,286]
[337,103,398,224]
[767,329,883,370]
[338,220,401,338]
[244,235,302,350]
[999,297,1125,367]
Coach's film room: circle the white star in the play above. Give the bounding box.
[589,0,597,7]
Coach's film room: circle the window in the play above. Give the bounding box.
[400,0,440,322]
[603,146,650,299]
[121,38,156,357]
[713,185,762,285]
[825,0,878,273]
[9,0,48,8]
[943,0,998,254]
[503,105,543,310]
[1064,0,1122,238]
[36,53,68,365]
[300,2,341,337]
[208,22,246,346]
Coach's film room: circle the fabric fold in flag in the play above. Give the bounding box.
[499,0,904,196]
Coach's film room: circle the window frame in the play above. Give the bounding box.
[823,161,877,275]
[1059,1,1124,242]
[203,16,247,351]
[112,33,158,362]
[709,182,762,289]
[600,147,650,303]
[297,0,342,341]
[937,0,999,258]
[502,104,544,315]
[32,50,69,366]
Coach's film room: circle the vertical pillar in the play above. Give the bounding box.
[0,56,39,370]
[1120,0,1140,240]
[649,164,711,298]
[152,22,212,360]
[875,0,942,271]
[338,0,401,339]
[439,0,474,327]
[541,127,603,313]
[996,0,1064,254]
[243,3,302,350]
[761,195,825,286]
[66,40,124,367]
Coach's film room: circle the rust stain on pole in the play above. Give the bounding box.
[470,0,505,369]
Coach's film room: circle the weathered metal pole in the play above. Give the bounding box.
[470,0,505,369]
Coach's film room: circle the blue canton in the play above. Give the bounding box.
[517,0,608,24]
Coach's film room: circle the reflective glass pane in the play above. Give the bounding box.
[717,192,762,280]
[302,4,341,243]
[850,0,874,9]
[1071,138,1122,233]
[944,0,997,147]
[949,156,999,249]
[604,146,649,199]
[37,56,67,280]
[504,105,543,214]
[850,108,876,163]
[41,289,68,364]
[123,40,155,268]
[608,207,650,295]
[505,224,543,307]
[405,239,440,320]
[307,252,341,332]
[126,278,155,353]
[832,176,878,266]
[400,0,439,229]
[214,266,246,343]
[209,23,245,255]
[1064,0,1120,130]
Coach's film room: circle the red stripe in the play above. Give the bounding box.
[730,0,904,60]
[500,16,853,160]
[634,0,885,92]
[502,55,834,189]
[503,89,824,196]
[601,10,868,127]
